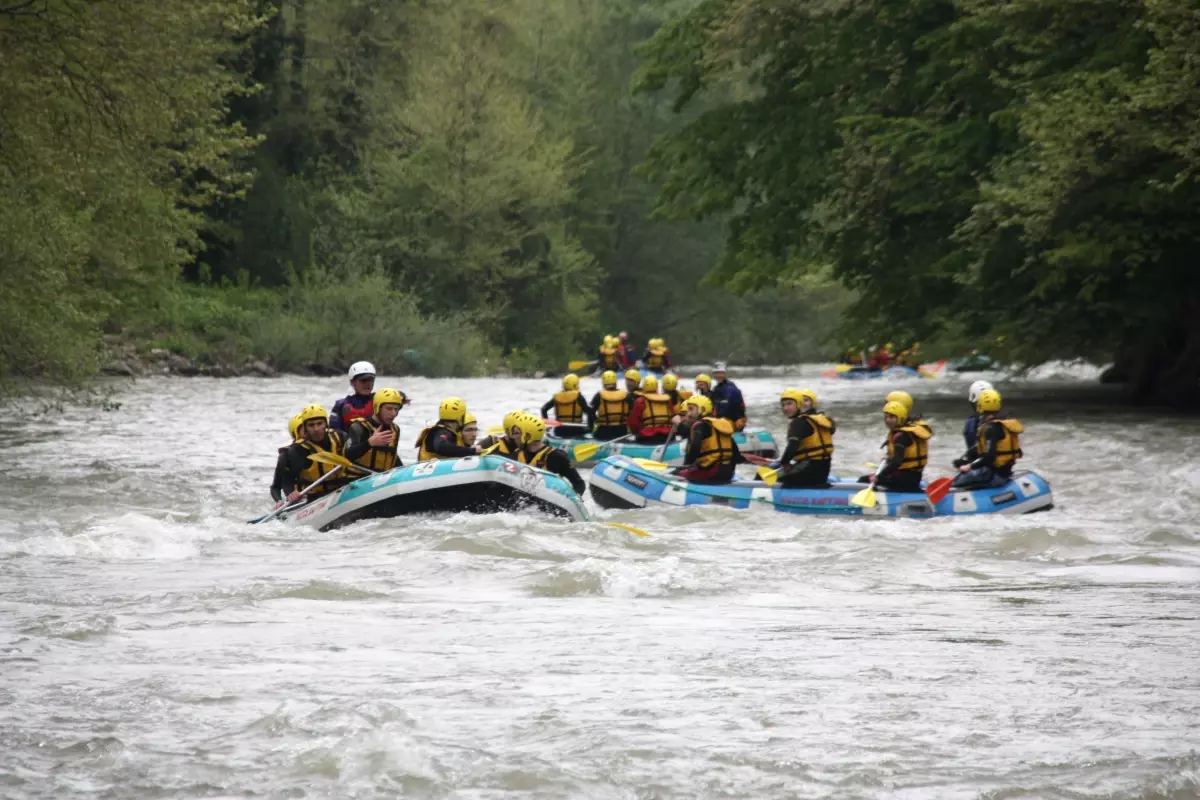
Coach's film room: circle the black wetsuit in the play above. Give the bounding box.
[952,419,1011,489]
[777,416,832,488]
[278,437,350,497]
[423,426,477,458]
[858,430,922,492]
[270,447,289,502]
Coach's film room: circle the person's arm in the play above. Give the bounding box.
[583,397,596,427]
[344,422,371,461]
[881,431,912,473]
[270,449,288,502]
[281,444,311,496]
[546,449,586,495]
[430,428,477,458]
[627,396,645,433]
[541,398,555,418]
[328,399,345,431]
[589,392,601,414]
[684,421,709,466]
[732,437,747,465]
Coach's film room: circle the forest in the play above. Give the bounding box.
[1,0,1197,405]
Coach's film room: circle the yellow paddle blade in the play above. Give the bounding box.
[834,363,854,373]
[603,522,650,537]
[307,451,372,474]
[485,425,505,435]
[850,486,877,508]
[756,466,780,486]
[572,442,602,461]
[859,462,878,469]
[631,458,670,470]
[568,360,591,371]
[481,442,503,456]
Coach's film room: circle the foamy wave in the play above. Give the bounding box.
[0,512,216,559]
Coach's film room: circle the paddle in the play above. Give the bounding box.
[250,465,344,524]
[925,477,954,504]
[756,465,782,486]
[602,522,650,537]
[307,450,378,475]
[917,359,948,379]
[631,457,671,470]
[567,360,591,371]
[571,432,636,462]
[850,462,887,508]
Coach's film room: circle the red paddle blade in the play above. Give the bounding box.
[926,477,953,504]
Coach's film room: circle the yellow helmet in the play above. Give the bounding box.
[976,389,1002,413]
[373,388,407,409]
[624,368,642,383]
[438,397,467,423]
[662,374,679,391]
[296,404,329,427]
[885,390,913,411]
[601,370,617,387]
[642,376,659,392]
[882,400,909,422]
[562,374,580,390]
[287,414,303,440]
[518,415,546,444]
[650,337,663,348]
[463,412,477,426]
[685,395,713,415]
[503,410,524,432]
[780,388,806,405]
[885,342,895,350]
[694,373,712,389]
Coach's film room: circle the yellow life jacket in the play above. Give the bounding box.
[490,437,518,458]
[596,389,628,426]
[886,423,932,471]
[645,347,668,370]
[297,430,346,494]
[552,390,585,424]
[639,392,674,428]
[415,424,464,462]
[518,445,553,469]
[695,416,735,468]
[350,418,400,473]
[978,417,1024,468]
[791,412,836,462]
[598,345,619,369]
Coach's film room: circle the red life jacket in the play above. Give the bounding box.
[336,395,374,427]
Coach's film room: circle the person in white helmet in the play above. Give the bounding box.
[331,361,393,431]
[954,380,993,468]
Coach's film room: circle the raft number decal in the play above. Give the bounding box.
[411,462,438,477]
[623,475,648,490]
[990,491,1016,505]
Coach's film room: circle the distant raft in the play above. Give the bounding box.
[588,455,1053,518]
[821,359,948,380]
[270,455,590,531]
[544,427,779,467]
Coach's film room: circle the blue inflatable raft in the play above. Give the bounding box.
[588,456,1053,518]
[272,455,590,530]
[544,427,779,466]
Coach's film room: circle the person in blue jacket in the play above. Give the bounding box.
[709,362,747,431]
[953,380,993,468]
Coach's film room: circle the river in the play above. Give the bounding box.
[3,366,1198,798]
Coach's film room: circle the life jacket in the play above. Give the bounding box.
[639,392,674,429]
[350,417,400,473]
[791,412,836,462]
[886,423,932,472]
[694,416,735,468]
[598,346,619,369]
[645,347,668,370]
[978,417,1024,469]
[414,424,464,462]
[552,390,585,424]
[336,395,374,427]
[596,389,628,426]
[297,430,346,494]
[490,437,519,458]
[518,445,553,469]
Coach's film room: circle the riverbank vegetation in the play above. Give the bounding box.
[2,0,1196,405]
[636,0,1200,407]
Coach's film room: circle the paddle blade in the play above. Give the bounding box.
[756,466,780,486]
[485,425,505,435]
[308,451,371,474]
[603,522,650,537]
[481,442,502,456]
[541,418,562,427]
[568,360,591,371]
[631,458,670,470]
[925,477,953,504]
[571,442,602,461]
[834,364,853,373]
[850,486,877,508]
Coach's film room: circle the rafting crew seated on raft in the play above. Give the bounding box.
[415,397,482,461]
[504,415,587,495]
[953,389,1023,490]
[859,399,933,492]
[540,374,594,439]
[627,375,675,443]
[345,388,407,473]
[589,370,629,441]
[277,404,351,502]
[672,395,751,485]
[770,388,836,488]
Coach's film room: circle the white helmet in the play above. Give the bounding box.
[348,361,376,380]
[968,380,994,403]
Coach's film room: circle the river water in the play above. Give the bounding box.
[3,366,1199,798]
